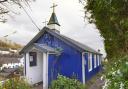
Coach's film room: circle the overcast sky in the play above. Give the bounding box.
[0,0,106,56]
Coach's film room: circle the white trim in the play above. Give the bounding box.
[43,52,48,89]
[48,53,57,54]
[82,52,85,84]
[99,55,102,65]
[25,53,29,83]
[94,54,97,68]
[97,55,100,66]
[88,53,92,72]
[24,54,26,76]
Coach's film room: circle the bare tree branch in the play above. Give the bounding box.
[0,0,34,22]
[0,0,7,3]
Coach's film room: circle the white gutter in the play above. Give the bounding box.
[82,52,86,84]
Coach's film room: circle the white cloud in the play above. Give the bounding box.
[0,0,106,56]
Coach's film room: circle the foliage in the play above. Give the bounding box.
[82,0,128,88]
[83,0,128,58]
[17,66,24,76]
[0,77,31,89]
[103,55,128,89]
[49,74,86,89]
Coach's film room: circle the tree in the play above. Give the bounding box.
[82,0,128,88]
[82,0,128,59]
[0,0,34,22]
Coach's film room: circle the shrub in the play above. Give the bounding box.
[0,77,31,89]
[103,55,128,89]
[49,74,85,89]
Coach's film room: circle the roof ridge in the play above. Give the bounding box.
[46,29,100,54]
[20,27,101,54]
[60,35,98,53]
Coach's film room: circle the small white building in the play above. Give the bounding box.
[0,48,22,70]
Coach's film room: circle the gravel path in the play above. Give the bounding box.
[88,78,105,89]
[33,84,43,89]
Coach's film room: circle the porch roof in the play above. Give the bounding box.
[33,43,60,54]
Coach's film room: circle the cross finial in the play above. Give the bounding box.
[43,19,48,26]
[50,3,57,12]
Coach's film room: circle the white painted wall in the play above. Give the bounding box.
[2,63,20,68]
[43,53,48,89]
[1,57,23,69]
[47,24,60,32]
[0,50,10,54]
[25,51,43,84]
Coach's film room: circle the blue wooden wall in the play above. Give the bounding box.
[48,54,58,85]
[36,32,83,85]
[84,53,101,81]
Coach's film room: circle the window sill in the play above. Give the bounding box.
[29,65,37,67]
[88,68,92,72]
[94,66,97,68]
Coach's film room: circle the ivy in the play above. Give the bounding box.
[84,0,128,58]
[103,56,128,89]
[83,0,128,88]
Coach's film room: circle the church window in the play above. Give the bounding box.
[99,55,101,65]
[29,52,37,67]
[88,53,92,71]
[97,55,100,66]
[94,54,97,68]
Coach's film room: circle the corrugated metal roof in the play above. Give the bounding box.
[20,27,101,54]
[0,53,21,64]
[47,12,60,26]
[46,29,101,54]
[60,35,98,53]
[34,43,59,53]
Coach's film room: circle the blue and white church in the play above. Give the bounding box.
[20,4,102,89]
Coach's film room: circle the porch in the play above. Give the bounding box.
[25,43,60,89]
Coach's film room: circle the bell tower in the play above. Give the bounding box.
[47,3,60,33]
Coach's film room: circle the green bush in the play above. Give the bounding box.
[0,77,31,89]
[49,74,85,89]
[103,55,128,89]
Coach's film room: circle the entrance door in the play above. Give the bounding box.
[48,54,58,85]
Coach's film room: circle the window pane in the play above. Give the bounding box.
[97,55,100,66]
[30,56,34,62]
[29,52,37,67]
[88,53,92,71]
[94,55,97,68]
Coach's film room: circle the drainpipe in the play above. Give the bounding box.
[82,52,88,84]
[82,52,85,84]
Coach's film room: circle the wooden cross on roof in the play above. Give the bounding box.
[50,3,57,12]
[43,19,48,26]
